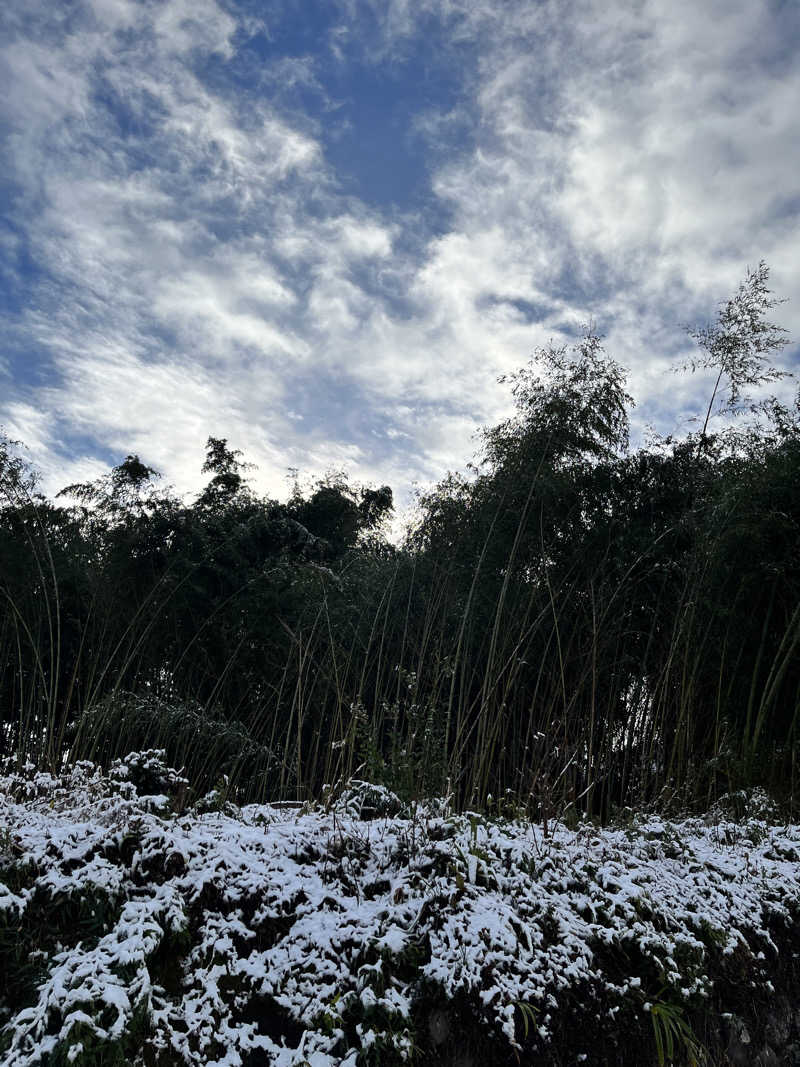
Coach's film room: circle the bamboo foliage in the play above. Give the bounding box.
[0,267,797,817]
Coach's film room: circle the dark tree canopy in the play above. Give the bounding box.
[0,264,797,818]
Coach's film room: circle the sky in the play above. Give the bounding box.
[1,0,799,524]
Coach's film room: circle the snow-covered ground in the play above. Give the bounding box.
[2,753,800,1066]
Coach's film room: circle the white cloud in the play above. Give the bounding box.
[329,216,394,259]
[1,0,798,523]
[376,0,800,428]
[152,0,238,58]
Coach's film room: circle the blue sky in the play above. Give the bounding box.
[1,0,799,523]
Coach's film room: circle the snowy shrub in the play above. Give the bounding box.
[328,779,404,819]
[109,749,189,799]
[3,758,800,1065]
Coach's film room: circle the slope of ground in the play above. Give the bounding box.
[2,754,800,1066]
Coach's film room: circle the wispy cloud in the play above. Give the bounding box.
[1,0,797,516]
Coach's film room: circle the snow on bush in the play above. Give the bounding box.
[2,756,800,1065]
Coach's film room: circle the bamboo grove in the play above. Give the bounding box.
[1,264,799,819]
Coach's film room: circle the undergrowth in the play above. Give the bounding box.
[3,755,800,1065]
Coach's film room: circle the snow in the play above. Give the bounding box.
[2,757,800,1064]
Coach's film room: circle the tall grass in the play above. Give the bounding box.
[1,445,798,821]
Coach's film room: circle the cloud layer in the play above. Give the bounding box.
[1,0,798,517]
